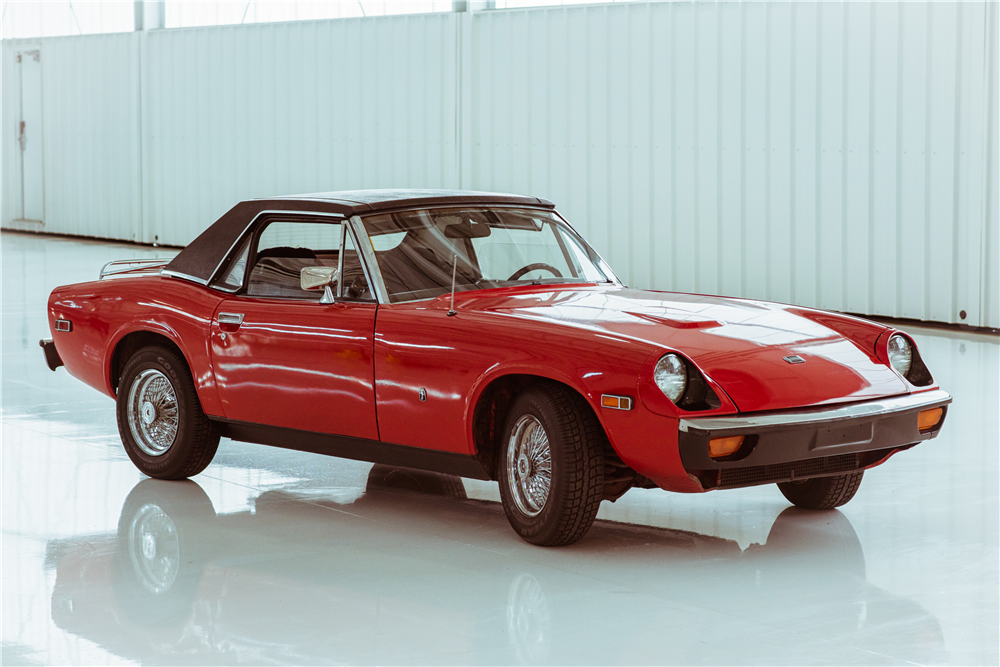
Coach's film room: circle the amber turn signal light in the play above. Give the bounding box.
[601,394,633,410]
[709,435,745,459]
[918,407,943,432]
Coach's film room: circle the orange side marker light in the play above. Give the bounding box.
[709,435,745,459]
[601,394,633,410]
[918,407,943,432]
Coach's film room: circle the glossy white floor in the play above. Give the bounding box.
[2,230,998,666]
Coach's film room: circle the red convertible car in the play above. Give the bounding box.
[41,190,951,545]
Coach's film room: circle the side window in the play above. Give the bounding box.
[217,235,251,290]
[246,220,341,300]
[232,218,374,302]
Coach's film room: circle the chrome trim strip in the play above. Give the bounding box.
[205,210,347,288]
[160,269,209,285]
[679,390,952,434]
[349,214,390,305]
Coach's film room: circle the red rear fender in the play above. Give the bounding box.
[48,277,224,414]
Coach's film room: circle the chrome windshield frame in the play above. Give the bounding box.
[550,207,623,287]
[349,215,390,304]
[354,204,621,305]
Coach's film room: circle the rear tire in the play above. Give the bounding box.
[498,384,604,546]
[116,346,219,479]
[777,471,864,510]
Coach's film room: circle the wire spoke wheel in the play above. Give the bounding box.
[127,369,179,456]
[498,384,605,546]
[116,346,219,479]
[506,415,553,517]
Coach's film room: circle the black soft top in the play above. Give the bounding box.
[163,189,555,285]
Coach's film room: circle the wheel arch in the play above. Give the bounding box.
[109,329,189,396]
[469,373,610,481]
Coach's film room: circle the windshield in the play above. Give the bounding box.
[362,207,616,303]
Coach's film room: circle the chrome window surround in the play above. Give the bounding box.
[174,210,348,290]
[171,210,385,303]
[678,389,952,435]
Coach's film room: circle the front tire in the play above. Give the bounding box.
[498,384,605,546]
[777,471,864,510]
[116,346,219,479]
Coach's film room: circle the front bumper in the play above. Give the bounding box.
[679,389,952,490]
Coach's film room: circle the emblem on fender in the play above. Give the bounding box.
[783,355,806,364]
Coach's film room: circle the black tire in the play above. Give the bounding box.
[116,345,219,479]
[777,471,864,510]
[498,384,605,546]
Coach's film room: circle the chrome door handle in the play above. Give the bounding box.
[218,312,244,326]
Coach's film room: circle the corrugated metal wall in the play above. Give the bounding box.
[2,3,996,327]
[140,14,458,245]
[2,33,141,240]
[467,1,997,328]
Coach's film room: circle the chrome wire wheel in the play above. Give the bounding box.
[128,502,179,594]
[127,369,179,456]
[506,415,552,517]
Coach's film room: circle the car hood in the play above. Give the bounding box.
[471,286,908,412]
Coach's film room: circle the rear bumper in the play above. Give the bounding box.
[678,390,952,490]
[39,338,64,371]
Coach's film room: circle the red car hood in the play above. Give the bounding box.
[473,286,908,412]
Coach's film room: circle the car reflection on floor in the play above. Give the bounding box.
[45,466,947,665]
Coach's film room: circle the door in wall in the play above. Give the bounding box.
[17,50,44,223]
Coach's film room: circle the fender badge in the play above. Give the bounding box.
[783,355,806,364]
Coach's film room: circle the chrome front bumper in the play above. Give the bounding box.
[678,390,952,490]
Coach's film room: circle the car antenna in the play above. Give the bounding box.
[447,254,458,316]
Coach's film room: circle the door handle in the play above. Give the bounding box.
[218,312,244,326]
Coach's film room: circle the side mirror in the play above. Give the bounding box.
[301,266,339,304]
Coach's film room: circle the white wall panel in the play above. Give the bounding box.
[1,3,996,328]
[986,1,999,330]
[468,2,998,328]
[1,43,23,229]
[2,34,141,240]
[140,14,459,245]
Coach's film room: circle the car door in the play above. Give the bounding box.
[209,215,379,440]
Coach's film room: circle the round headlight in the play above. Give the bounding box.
[654,354,688,403]
[887,334,913,378]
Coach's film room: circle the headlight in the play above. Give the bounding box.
[654,354,687,403]
[887,334,913,378]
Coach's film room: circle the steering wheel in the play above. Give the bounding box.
[507,263,563,281]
